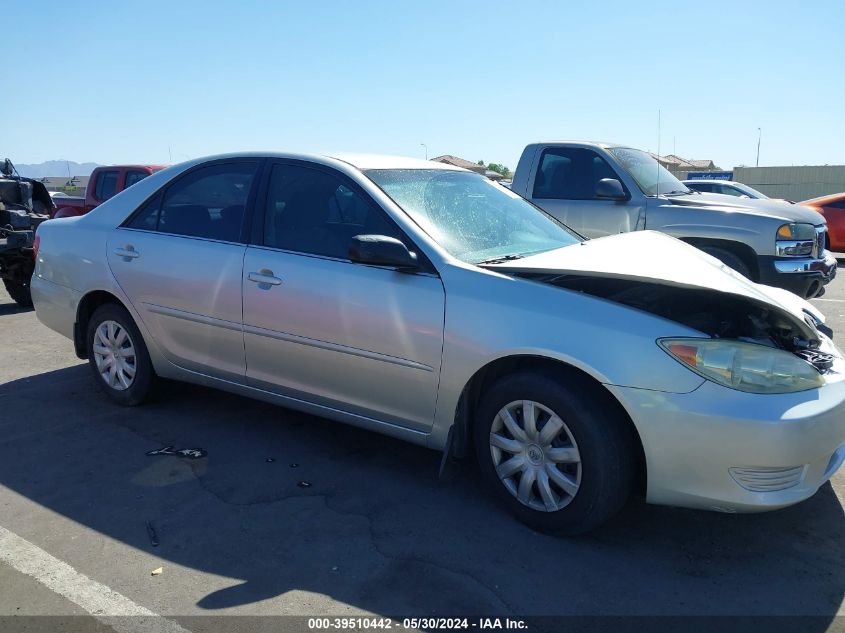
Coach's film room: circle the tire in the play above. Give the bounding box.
[86,303,156,406]
[3,279,33,307]
[699,246,753,279]
[474,371,635,536]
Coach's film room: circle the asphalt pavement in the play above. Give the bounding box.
[1,271,844,633]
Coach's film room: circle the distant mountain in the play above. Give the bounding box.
[12,160,101,179]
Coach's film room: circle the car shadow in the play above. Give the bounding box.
[0,298,32,316]
[0,364,843,624]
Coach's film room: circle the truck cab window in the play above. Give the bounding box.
[533,148,620,200]
[124,170,150,189]
[95,170,119,201]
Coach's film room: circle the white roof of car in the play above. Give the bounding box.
[329,153,465,171]
[683,180,737,185]
[166,152,468,174]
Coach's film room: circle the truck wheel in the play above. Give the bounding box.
[699,247,753,279]
[3,280,33,307]
[474,371,635,536]
[86,303,156,406]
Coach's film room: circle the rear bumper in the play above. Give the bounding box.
[757,250,837,298]
[607,369,845,513]
[31,276,80,341]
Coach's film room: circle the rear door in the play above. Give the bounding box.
[108,159,260,381]
[241,161,445,432]
[530,147,637,238]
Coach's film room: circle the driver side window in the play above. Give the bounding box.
[262,164,407,259]
[533,148,621,200]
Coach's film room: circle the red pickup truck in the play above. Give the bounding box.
[52,164,166,218]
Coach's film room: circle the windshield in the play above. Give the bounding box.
[609,148,690,196]
[734,183,769,198]
[365,169,581,264]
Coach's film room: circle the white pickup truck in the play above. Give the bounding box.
[511,142,837,298]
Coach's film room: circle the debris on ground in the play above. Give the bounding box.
[145,521,159,547]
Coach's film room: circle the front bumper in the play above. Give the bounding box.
[607,364,845,513]
[758,250,837,298]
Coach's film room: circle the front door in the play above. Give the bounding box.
[242,161,445,431]
[108,160,260,381]
[530,147,639,238]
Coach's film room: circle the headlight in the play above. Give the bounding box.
[659,338,825,393]
[776,223,815,256]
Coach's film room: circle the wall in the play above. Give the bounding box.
[732,166,845,201]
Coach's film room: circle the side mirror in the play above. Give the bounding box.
[595,178,627,200]
[349,234,419,270]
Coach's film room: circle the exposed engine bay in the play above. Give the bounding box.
[512,272,836,372]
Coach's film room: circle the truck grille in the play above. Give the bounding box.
[729,465,806,492]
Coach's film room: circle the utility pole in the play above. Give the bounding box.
[756,128,762,167]
[420,143,428,160]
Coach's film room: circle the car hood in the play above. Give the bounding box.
[486,230,823,340]
[665,193,825,224]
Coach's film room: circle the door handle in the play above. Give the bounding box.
[247,270,282,286]
[114,246,140,260]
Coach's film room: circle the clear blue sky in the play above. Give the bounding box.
[6,0,844,171]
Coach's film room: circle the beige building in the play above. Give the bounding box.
[733,165,845,201]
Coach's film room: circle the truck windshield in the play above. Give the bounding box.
[609,148,691,196]
[365,169,581,264]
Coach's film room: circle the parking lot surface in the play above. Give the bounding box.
[1,271,845,630]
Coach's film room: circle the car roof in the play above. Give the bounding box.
[802,192,845,205]
[329,153,464,171]
[166,152,467,173]
[530,141,627,150]
[100,164,169,170]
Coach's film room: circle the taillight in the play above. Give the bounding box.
[33,234,40,261]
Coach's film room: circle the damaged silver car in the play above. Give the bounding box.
[31,153,845,534]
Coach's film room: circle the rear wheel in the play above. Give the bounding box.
[474,372,635,535]
[699,246,753,279]
[86,303,156,406]
[3,279,32,307]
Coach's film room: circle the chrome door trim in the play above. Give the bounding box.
[243,323,434,372]
[143,303,243,332]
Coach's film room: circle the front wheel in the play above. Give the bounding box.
[86,303,156,406]
[474,372,635,535]
[699,246,753,279]
[3,279,32,307]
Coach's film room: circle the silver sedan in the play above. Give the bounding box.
[31,153,845,534]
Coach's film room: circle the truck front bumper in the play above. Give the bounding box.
[758,250,837,298]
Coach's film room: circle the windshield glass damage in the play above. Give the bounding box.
[366,169,581,264]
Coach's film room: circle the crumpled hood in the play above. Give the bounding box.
[666,193,826,225]
[487,230,823,336]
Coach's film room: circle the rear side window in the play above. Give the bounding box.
[533,148,621,200]
[95,170,119,201]
[125,162,258,241]
[124,170,150,189]
[717,184,744,196]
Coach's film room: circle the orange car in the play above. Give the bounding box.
[802,192,845,252]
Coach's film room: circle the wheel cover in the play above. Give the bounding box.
[489,400,582,512]
[93,320,137,391]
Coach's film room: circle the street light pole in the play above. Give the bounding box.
[420,143,428,160]
[756,128,761,167]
